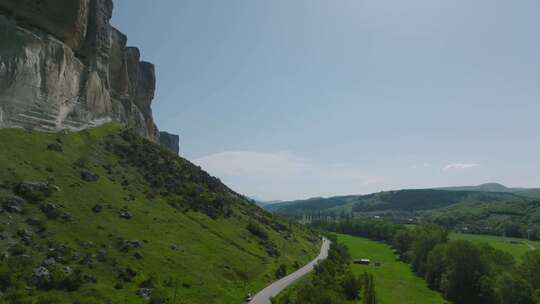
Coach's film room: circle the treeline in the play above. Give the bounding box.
[313,219,540,304]
[272,235,376,304]
[431,211,540,240]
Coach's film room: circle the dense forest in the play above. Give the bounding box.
[312,219,540,304]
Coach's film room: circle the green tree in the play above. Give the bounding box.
[362,272,377,304]
[341,272,361,300]
[424,243,446,290]
[442,241,486,304]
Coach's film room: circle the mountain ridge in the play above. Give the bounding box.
[265,183,540,215]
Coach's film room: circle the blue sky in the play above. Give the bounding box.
[113,0,540,201]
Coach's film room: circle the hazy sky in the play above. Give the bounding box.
[113,0,540,201]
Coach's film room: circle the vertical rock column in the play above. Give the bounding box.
[80,0,114,115]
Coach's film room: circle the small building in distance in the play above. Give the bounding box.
[353,259,371,265]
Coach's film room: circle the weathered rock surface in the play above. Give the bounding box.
[159,131,180,155]
[0,0,88,50]
[0,0,159,141]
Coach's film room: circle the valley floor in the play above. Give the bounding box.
[337,234,447,304]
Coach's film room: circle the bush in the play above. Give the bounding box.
[247,222,269,240]
[275,264,287,279]
[149,287,169,304]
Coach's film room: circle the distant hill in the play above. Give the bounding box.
[265,184,540,239]
[265,196,357,214]
[437,183,512,192]
[266,182,540,216]
[265,188,528,216]
[436,183,540,198]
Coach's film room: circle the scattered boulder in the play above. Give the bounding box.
[92,204,103,213]
[133,252,144,260]
[119,239,144,252]
[40,203,62,219]
[97,249,108,261]
[62,265,73,276]
[47,143,64,152]
[83,274,97,284]
[26,217,42,226]
[80,254,95,267]
[42,257,57,267]
[60,212,72,221]
[81,170,100,182]
[136,288,151,299]
[119,207,132,219]
[14,182,51,201]
[2,195,25,213]
[118,267,138,282]
[17,228,33,241]
[32,266,51,286]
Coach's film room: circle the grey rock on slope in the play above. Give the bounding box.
[159,131,180,155]
[0,0,159,141]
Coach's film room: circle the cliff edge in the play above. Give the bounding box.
[0,0,161,141]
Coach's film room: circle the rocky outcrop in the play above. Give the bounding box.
[0,0,159,141]
[0,0,88,50]
[159,131,180,155]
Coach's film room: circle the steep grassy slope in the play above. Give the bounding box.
[0,124,319,304]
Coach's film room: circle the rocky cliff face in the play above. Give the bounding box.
[0,0,159,141]
[159,131,180,155]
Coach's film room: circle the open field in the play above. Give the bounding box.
[337,234,446,304]
[450,233,540,260]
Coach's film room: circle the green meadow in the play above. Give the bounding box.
[337,234,447,304]
[450,233,540,260]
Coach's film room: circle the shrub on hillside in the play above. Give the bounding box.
[246,222,269,240]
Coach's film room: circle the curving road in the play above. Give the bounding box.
[249,237,331,304]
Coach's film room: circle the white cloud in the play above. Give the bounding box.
[410,163,431,169]
[192,151,385,201]
[443,163,481,171]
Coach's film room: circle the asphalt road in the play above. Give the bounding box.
[248,237,331,304]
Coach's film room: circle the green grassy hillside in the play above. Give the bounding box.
[0,125,319,304]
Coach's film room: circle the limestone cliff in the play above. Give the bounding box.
[159,131,180,155]
[0,0,159,141]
